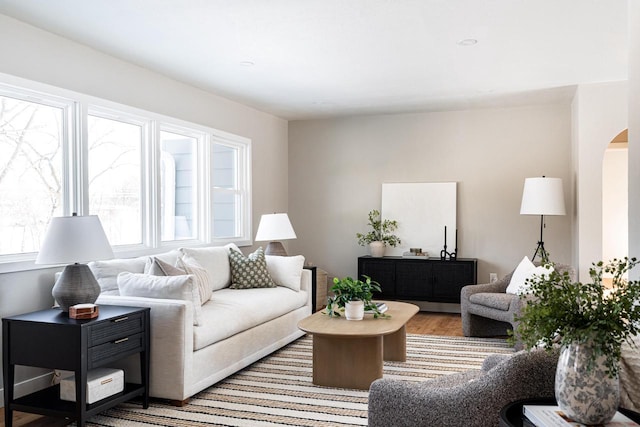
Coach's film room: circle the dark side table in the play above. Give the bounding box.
[500,398,640,427]
[3,305,150,427]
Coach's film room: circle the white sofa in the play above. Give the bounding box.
[88,245,311,403]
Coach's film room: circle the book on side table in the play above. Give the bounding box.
[523,405,640,427]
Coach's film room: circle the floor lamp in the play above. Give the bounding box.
[520,177,566,262]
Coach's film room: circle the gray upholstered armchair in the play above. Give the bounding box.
[368,348,559,427]
[460,263,575,349]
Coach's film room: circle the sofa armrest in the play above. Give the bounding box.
[96,294,194,400]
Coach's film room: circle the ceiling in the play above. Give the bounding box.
[0,0,629,120]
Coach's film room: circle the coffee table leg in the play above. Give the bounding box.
[312,335,383,389]
[383,324,408,361]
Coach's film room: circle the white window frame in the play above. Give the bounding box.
[0,83,76,264]
[84,106,151,251]
[0,74,253,272]
[156,122,207,249]
[210,129,252,247]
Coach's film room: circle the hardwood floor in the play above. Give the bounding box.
[0,311,462,427]
[406,311,463,336]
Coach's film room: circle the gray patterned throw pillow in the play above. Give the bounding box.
[228,247,276,289]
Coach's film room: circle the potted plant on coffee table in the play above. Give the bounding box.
[356,209,401,257]
[326,275,388,320]
[512,257,640,425]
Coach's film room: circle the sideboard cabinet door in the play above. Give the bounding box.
[357,257,396,298]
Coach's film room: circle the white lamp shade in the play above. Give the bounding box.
[255,213,297,241]
[520,177,566,216]
[36,215,114,264]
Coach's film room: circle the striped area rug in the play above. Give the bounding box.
[85,334,513,426]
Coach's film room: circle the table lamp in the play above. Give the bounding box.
[255,213,297,256]
[520,176,566,261]
[36,213,114,312]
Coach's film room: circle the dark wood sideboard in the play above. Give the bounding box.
[357,256,477,304]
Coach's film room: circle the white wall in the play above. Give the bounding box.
[602,146,628,264]
[571,82,628,280]
[288,105,573,284]
[629,0,640,281]
[0,14,288,396]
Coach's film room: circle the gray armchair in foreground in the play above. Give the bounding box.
[368,348,559,427]
[460,263,575,350]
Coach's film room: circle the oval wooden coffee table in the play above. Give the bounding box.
[298,300,419,390]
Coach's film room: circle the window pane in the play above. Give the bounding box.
[0,95,64,255]
[88,115,142,246]
[213,144,236,189]
[212,191,238,238]
[212,144,239,238]
[160,130,197,241]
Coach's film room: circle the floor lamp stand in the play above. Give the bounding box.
[532,214,548,262]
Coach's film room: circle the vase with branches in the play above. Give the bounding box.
[356,209,401,257]
[512,257,640,424]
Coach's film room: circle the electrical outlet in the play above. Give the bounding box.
[489,273,498,283]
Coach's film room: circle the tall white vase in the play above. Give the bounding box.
[555,341,620,425]
[369,241,385,257]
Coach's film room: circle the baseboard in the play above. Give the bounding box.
[402,300,461,314]
[0,371,55,407]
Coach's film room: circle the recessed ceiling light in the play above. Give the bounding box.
[239,61,255,67]
[457,39,478,46]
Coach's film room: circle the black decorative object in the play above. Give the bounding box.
[440,226,458,261]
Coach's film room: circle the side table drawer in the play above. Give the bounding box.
[88,312,144,346]
[89,332,144,367]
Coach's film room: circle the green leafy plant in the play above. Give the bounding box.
[326,275,389,318]
[512,257,640,377]
[356,209,401,247]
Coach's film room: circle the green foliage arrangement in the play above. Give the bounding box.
[356,209,401,247]
[326,275,389,318]
[513,257,640,377]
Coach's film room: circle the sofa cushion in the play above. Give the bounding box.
[229,247,276,289]
[180,244,237,291]
[469,292,515,312]
[89,256,147,295]
[505,256,554,294]
[177,256,213,303]
[145,257,184,276]
[194,287,308,350]
[117,272,202,326]
[266,255,305,292]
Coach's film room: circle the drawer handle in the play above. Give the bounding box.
[114,337,129,344]
[113,316,129,323]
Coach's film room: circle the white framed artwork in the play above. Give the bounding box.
[381,182,457,257]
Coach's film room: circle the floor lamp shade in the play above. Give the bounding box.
[255,213,297,256]
[36,214,114,312]
[520,177,566,216]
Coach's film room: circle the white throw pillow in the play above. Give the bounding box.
[506,256,554,294]
[176,256,213,303]
[266,255,306,292]
[179,243,239,291]
[89,256,147,295]
[117,272,202,326]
